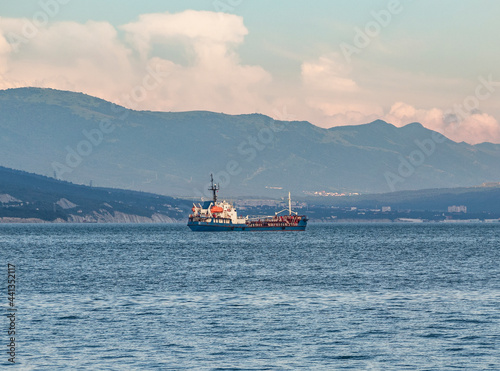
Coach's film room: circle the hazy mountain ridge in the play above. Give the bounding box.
[1,87,500,197]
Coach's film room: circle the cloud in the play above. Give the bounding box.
[304,101,384,126]
[384,102,500,144]
[121,10,247,59]
[0,12,499,144]
[301,54,358,92]
[0,18,135,96]
[298,54,500,143]
[455,114,500,144]
[118,11,271,113]
[385,102,443,131]
[299,54,383,125]
[0,11,271,114]
[0,33,10,76]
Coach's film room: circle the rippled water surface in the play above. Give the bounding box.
[1,223,499,370]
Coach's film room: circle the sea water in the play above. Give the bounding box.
[1,223,499,370]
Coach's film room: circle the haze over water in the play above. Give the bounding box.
[2,223,499,370]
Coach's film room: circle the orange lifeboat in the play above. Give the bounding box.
[191,207,196,212]
[210,206,224,213]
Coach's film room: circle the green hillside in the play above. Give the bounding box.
[0,166,190,222]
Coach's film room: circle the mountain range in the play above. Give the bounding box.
[1,87,500,197]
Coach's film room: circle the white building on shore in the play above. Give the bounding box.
[448,205,467,213]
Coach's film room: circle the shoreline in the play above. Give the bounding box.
[1,218,499,224]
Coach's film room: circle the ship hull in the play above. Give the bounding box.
[188,220,307,231]
[188,179,307,231]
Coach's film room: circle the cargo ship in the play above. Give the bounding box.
[188,175,307,231]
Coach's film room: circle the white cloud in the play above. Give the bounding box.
[455,114,500,144]
[299,54,383,126]
[301,54,358,92]
[0,33,10,76]
[117,11,271,113]
[0,12,499,144]
[304,101,384,126]
[386,101,417,123]
[0,19,134,96]
[298,54,500,143]
[121,10,247,59]
[384,102,500,144]
[0,11,271,114]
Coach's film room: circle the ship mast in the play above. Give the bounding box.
[275,191,298,216]
[209,173,219,203]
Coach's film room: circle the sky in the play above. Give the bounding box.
[1,0,500,144]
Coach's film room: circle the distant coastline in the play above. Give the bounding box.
[0,213,181,224]
[310,218,500,224]
[1,164,500,225]
[2,217,499,224]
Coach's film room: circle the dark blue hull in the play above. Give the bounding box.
[188,220,307,231]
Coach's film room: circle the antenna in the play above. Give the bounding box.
[208,173,219,203]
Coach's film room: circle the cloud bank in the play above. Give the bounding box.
[0,11,271,114]
[0,10,499,144]
[384,102,500,144]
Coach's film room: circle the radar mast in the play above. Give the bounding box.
[208,173,219,203]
